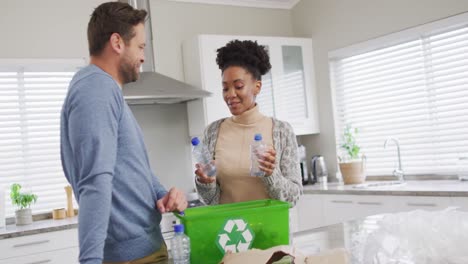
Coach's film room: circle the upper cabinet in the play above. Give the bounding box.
[183,34,320,137]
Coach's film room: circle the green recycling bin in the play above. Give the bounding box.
[174,199,290,264]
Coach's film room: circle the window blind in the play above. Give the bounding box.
[275,45,308,122]
[257,71,275,117]
[330,19,468,177]
[0,59,84,217]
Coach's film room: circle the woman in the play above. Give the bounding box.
[195,40,302,206]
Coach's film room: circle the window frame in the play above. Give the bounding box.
[0,58,85,217]
[328,12,468,179]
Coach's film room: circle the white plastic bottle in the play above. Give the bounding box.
[171,224,191,264]
[250,133,266,177]
[191,137,216,177]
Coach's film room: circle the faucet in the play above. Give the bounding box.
[384,138,405,182]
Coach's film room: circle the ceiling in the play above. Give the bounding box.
[169,0,301,9]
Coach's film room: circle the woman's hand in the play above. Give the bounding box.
[259,148,276,176]
[195,162,216,184]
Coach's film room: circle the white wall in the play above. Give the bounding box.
[149,0,294,81]
[0,0,106,59]
[291,0,468,180]
[130,104,194,191]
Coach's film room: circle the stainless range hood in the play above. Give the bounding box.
[122,0,210,105]
[123,72,211,105]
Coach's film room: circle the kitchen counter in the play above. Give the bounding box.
[0,216,78,240]
[303,180,468,196]
[3,210,466,263]
[2,180,467,240]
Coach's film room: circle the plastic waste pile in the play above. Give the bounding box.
[353,208,468,264]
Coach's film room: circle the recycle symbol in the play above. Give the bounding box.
[215,218,255,254]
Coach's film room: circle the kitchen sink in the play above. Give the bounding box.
[352,181,406,189]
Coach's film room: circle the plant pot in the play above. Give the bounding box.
[15,208,33,226]
[339,160,366,184]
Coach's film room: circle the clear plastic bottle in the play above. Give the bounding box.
[191,137,216,177]
[250,133,266,177]
[171,224,191,264]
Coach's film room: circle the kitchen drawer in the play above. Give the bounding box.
[323,195,357,225]
[353,195,396,219]
[0,246,79,264]
[289,207,299,233]
[293,229,329,255]
[322,195,395,226]
[394,196,452,212]
[0,229,78,260]
[296,194,324,231]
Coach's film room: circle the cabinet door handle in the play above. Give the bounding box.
[406,203,437,207]
[357,202,382,205]
[24,260,51,264]
[13,239,50,248]
[330,200,353,204]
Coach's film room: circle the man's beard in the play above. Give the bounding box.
[119,56,139,84]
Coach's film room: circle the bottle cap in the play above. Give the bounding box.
[254,133,262,141]
[174,224,185,233]
[191,137,200,146]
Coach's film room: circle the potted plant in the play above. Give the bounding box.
[338,125,366,184]
[10,183,38,226]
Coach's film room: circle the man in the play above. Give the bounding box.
[60,2,187,264]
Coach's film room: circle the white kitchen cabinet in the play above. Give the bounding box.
[0,247,79,264]
[321,195,395,226]
[322,195,357,226]
[293,229,330,255]
[0,228,78,263]
[183,34,319,137]
[325,195,452,225]
[306,194,457,228]
[297,190,468,232]
[451,197,468,211]
[289,206,299,233]
[353,195,397,218]
[296,195,324,231]
[393,196,452,212]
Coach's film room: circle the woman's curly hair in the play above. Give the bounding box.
[216,40,272,80]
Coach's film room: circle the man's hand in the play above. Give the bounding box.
[156,187,188,213]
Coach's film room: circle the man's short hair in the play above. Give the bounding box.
[87,2,147,56]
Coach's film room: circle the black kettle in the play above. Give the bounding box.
[300,159,309,185]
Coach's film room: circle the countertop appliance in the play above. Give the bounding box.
[298,145,311,185]
[311,155,328,183]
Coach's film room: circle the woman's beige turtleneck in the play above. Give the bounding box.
[215,105,273,204]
